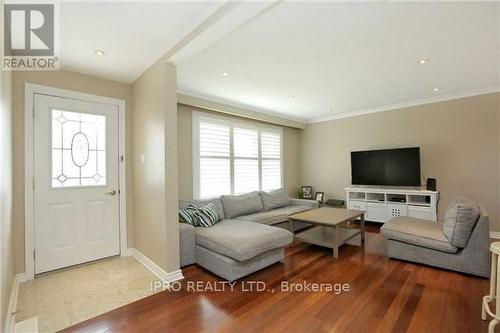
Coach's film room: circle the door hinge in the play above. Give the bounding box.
[118,189,121,195]
[120,155,124,162]
[33,250,36,261]
[32,106,35,118]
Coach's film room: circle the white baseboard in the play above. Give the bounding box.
[124,248,134,257]
[128,248,184,283]
[14,317,38,333]
[4,273,27,333]
[490,232,500,239]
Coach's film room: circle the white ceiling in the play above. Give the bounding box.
[175,1,500,122]
[59,1,500,122]
[60,1,224,83]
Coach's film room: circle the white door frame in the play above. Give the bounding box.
[24,83,127,280]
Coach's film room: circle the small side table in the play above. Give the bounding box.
[482,242,500,332]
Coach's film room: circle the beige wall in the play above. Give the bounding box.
[300,93,500,230]
[11,70,134,274]
[132,61,179,272]
[177,104,302,200]
[1,68,14,331]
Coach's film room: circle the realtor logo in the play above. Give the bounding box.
[3,3,59,70]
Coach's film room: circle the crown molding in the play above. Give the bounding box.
[177,86,499,127]
[308,86,500,124]
[177,92,307,129]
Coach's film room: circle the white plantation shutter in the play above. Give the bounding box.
[234,159,259,194]
[261,132,281,159]
[199,158,230,198]
[262,159,281,191]
[197,119,231,199]
[234,127,258,157]
[261,131,282,191]
[194,113,282,199]
[234,127,259,194]
[199,122,229,156]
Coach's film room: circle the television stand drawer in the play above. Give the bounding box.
[366,202,386,222]
[347,201,366,211]
[408,205,433,220]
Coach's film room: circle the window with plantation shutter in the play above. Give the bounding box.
[193,113,283,199]
[233,127,259,194]
[197,119,231,199]
[261,131,282,191]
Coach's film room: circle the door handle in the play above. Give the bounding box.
[105,190,117,196]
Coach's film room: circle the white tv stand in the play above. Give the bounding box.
[345,186,439,223]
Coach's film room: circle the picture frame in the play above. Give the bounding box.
[315,192,325,203]
[301,186,313,199]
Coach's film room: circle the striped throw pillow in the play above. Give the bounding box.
[179,205,199,226]
[194,202,222,227]
[178,203,222,227]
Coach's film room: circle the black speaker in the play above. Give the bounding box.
[426,178,436,191]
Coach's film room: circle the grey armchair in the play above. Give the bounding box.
[381,207,489,277]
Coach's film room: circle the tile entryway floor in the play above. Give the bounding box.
[15,256,159,333]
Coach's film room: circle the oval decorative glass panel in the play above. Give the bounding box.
[71,132,90,167]
[52,110,106,187]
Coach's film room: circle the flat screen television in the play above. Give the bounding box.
[351,147,421,186]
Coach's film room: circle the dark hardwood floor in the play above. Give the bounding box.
[61,224,489,333]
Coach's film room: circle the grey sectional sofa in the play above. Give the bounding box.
[381,206,489,277]
[179,190,318,281]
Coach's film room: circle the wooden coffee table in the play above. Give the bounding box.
[288,207,365,258]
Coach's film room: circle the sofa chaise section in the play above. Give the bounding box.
[196,246,285,282]
[179,219,293,281]
[178,190,318,280]
[195,220,293,262]
[195,220,293,281]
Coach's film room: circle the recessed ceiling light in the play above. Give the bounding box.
[418,58,430,64]
[433,87,440,92]
[220,71,230,76]
[289,95,296,100]
[326,108,332,113]
[95,50,105,56]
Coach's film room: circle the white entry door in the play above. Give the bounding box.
[33,94,120,274]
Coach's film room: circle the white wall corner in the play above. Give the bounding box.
[128,248,184,283]
[124,248,134,257]
[4,274,26,333]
